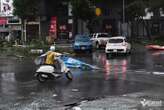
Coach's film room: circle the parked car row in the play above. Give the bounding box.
[73,34,92,52]
[72,33,131,56]
[90,33,112,49]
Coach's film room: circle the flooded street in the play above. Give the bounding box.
[1,45,164,109]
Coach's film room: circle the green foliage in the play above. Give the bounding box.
[70,0,96,21]
[151,36,164,45]
[126,0,164,21]
[13,47,30,56]
[148,0,164,8]
[29,39,48,48]
[0,40,13,48]
[13,0,40,18]
[125,0,148,21]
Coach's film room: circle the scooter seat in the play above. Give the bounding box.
[53,71,62,74]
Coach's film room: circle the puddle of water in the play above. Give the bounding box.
[153,72,164,75]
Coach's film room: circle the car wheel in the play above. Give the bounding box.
[106,53,112,58]
[126,49,131,55]
[66,71,73,80]
[96,42,100,49]
[106,53,109,57]
[88,49,92,53]
[37,73,48,83]
[74,50,79,53]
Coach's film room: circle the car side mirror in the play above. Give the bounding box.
[71,40,74,43]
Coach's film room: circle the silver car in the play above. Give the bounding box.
[105,36,131,56]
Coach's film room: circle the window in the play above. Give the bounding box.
[7,18,21,24]
[98,33,109,38]
[108,39,123,43]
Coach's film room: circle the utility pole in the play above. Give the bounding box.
[38,17,41,40]
[24,19,27,43]
[123,0,125,23]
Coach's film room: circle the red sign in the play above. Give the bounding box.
[49,16,57,33]
[59,25,67,32]
[0,17,7,25]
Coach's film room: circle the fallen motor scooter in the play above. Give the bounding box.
[34,56,73,83]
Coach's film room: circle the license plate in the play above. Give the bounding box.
[81,47,85,50]
[113,49,117,52]
[41,74,48,78]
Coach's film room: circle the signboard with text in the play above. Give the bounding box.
[0,0,13,16]
[49,16,57,39]
[0,17,7,24]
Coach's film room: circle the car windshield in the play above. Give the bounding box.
[98,33,111,38]
[75,36,90,42]
[108,39,123,43]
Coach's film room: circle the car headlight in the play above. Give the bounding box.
[74,43,80,46]
[87,43,92,46]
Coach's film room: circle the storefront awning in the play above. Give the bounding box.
[0,18,7,25]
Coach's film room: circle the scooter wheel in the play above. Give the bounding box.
[37,73,47,83]
[66,71,73,80]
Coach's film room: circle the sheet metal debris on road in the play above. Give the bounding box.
[35,55,100,70]
[60,56,100,70]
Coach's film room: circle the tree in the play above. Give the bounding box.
[125,0,164,40]
[70,0,95,21]
[126,0,164,19]
[70,0,96,33]
[125,0,147,21]
[13,0,40,43]
[13,0,40,19]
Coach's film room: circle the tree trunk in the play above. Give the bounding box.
[21,18,27,45]
[143,20,152,40]
[73,16,78,36]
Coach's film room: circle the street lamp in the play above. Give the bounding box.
[123,0,125,23]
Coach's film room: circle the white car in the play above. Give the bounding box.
[90,33,111,49]
[105,36,131,55]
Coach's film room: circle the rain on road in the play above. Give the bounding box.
[1,46,164,109]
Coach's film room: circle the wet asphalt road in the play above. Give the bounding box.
[1,45,164,109]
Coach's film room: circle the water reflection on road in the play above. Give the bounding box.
[1,49,164,109]
[92,51,130,80]
[0,50,160,96]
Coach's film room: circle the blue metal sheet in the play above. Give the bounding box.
[35,55,99,70]
[60,56,99,70]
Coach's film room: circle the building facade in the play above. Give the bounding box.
[0,0,21,42]
[38,0,73,41]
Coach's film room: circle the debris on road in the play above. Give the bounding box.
[34,54,99,70]
[61,56,100,70]
[72,106,82,110]
[14,54,24,59]
[64,102,80,107]
[153,72,164,75]
[30,49,43,54]
[146,45,164,50]
[71,89,79,92]
[52,94,58,97]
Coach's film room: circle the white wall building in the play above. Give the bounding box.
[0,0,13,17]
